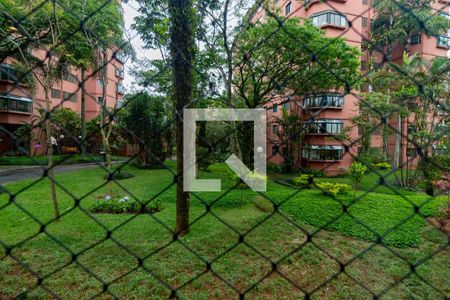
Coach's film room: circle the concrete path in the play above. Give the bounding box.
[0,163,100,185]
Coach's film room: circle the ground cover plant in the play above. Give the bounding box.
[0,163,448,299]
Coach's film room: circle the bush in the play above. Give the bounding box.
[349,162,368,190]
[91,197,161,214]
[103,171,134,180]
[316,182,352,197]
[373,162,391,170]
[267,163,283,173]
[292,174,313,188]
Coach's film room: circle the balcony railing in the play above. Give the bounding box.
[303,93,344,109]
[303,119,343,135]
[302,145,344,161]
[0,93,33,113]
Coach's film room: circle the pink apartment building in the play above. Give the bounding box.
[253,0,449,175]
[0,0,126,156]
[0,50,126,155]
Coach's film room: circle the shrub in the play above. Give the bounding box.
[103,171,134,180]
[237,172,268,189]
[91,197,161,214]
[267,163,283,173]
[349,162,368,190]
[292,174,313,188]
[373,162,391,170]
[316,182,352,197]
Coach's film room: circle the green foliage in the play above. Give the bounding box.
[349,162,368,188]
[120,93,172,167]
[267,163,284,173]
[370,0,450,51]
[373,162,391,170]
[233,17,360,108]
[292,174,313,188]
[91,198,161,214]
[51,108,81,139]
[316,182,352,197]
[196,147,213,171]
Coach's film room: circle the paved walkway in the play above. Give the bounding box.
[0,163,100,185]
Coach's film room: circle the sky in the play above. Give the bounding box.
[121,0,160,91]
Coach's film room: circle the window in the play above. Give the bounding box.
[410,34,421,45]
[272,145,279,156]
[272,103,278,112]
[303,119,343,135]
[285,2,291,15]
[63,71,78,83]
[63,91,77,102]
[115,51,127,63]
[362,0,368,5]
[97,79,104,87]
[51,89,61,99]
[282,102,289,111]
[115,68,125,79]
[0,94,33,113]
[272,124,279,134]
[437,35,450,48]
[117,84,125,94]
[302,145,343,161]
[362,17,368,28]
[311,11,347,28]
[0,64,20,83]
[304,93,344,108]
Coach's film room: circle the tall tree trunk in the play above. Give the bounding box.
[100,52,113,195]
[44,75,60,221]
[81,68,86,155]
[169,0,193,236]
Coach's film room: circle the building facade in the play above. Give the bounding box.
[253,0,449,175]
[0,50,125,155]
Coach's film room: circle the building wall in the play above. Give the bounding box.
[254,0,448,175]
[0,49,125,155]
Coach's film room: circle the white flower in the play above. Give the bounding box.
[123,196,129,201]
[104,195,111,201]
[119,198,126,203]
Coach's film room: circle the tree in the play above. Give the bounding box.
[273,105,304,172]
[233,17,360,165]
[370,0,450,54]
[169,0,195,236]
[0,0,128,219]
[120,93,172,167]
[355,55,450,188]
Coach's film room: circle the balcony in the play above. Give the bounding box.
[115,68,125,79]
[311,11,348,29]
[436,35,449,48]
[0,93,33,114]
[303,119,343,135]
[302,145,344,161]
[116,84,125,94]
[303,93,344,109]
[0,63,29,85]
[115,51,127,64]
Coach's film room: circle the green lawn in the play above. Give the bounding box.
[0,154,125,166]
[0,163,448,299]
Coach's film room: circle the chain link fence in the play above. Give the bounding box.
[0,0,449,298]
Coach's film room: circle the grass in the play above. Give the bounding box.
[0,154,125,166]
[0,162,448,299]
